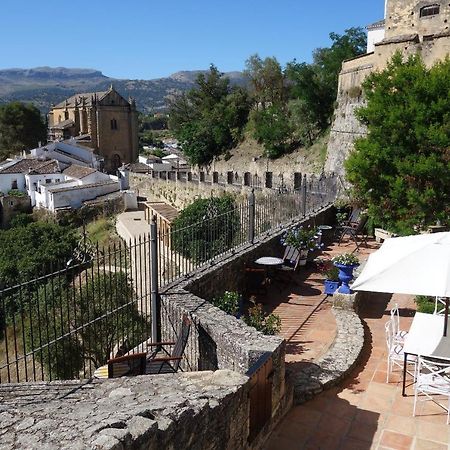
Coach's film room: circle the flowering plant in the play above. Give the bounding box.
[281,225,321,251]
[316,258,340,281]
[332,253,359,266]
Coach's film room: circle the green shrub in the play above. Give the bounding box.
[171,195,240,263]
[212,291,240,316]
[244,304,281,335]
[7,189,26,197]
[415,295,435,314]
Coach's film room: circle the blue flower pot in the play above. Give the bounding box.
[324,280,340,295]
[334,263,359,294]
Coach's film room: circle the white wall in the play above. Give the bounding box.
[367,27,385,53]
[49,182,119,211]
[36,180,80,209]
[26,173,66,206]
[0,173,26,194]
[31,141,97,167]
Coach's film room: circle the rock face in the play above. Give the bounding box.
[324,92,367,177]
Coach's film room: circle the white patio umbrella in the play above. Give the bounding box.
[351,232,450,335]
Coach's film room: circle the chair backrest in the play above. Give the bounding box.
[385,320,395,351]
[417,355,450,393]
[434,296,446,315]
[171,314,191,371]
[282,245,301,270]
[348,208,361,224]
[390,303,400,336]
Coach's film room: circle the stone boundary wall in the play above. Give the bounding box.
[0,370,251,450]
[290,294,365,405]
[131,172,339,210]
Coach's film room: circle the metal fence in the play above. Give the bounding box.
[0,237,153,384]
[158,173,338,285]
[0,173,338,384]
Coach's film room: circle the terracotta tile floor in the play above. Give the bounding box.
[262,237,450,450]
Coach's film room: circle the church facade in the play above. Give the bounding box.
[325,0,450,175]
[48,86,139,173]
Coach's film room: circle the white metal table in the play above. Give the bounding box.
[402,312,450,396]
[255,257,284,266]
[255,257,284,284]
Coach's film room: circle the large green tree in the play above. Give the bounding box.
[244,55,285,108]
[0,102,47,161]
[171,195,240,263]
[169,66,250,165]
[286,27,367,133]
[345,53,450,234]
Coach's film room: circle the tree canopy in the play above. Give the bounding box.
[345,53,450,234]
[169,28,366,164]
[0,219,77,286]
[0,102,47,161]
[171,195,240,263]
[169,65,251,165]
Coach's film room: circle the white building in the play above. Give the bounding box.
[30,139,102,170]
[0,158,121,212]
[367,19,386,53]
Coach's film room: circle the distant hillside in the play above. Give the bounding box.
[0,67,247,113]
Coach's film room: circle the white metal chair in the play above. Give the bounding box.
[434,297,446,315]
[390,303,408,343]
[385,320,416,383]
[413,355,450,424]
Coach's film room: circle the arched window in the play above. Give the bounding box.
[110,118,118,130]
[420,4,440,17]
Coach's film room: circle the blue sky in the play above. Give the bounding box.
[1,0,384,79]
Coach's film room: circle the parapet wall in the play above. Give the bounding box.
[0,370,250,450]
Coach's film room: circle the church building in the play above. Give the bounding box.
[48,86,139,172]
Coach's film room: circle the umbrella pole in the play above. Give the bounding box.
[445,298,449,337]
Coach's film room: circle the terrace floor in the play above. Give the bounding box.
[261,237,450,450]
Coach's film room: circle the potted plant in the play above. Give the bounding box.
[324,266,340,295]
[331,253,360,294]
[316,258,340,295]
[281,225,321,266]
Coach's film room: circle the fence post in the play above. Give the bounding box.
[150,215,161,343]
[302,174,307,217]
[248,189,256,244]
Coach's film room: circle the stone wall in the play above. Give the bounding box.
[158,206,335,419]
[0,370,251,450]
[0,194,32,228]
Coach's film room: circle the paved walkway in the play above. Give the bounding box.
[264,239,450,449]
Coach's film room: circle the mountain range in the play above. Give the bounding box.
[0,67,247,113]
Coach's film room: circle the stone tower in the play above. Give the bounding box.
[48,86,139,173]
[325,0,450,176]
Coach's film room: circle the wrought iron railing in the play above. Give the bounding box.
[0,173,338,383]
[0,238,152,384]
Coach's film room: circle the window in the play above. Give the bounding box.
[11,180,18,190]
[45,179,51,184]
[420,4,440,17]
[110,118,118,130]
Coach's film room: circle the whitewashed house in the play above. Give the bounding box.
[30,139,102,170]
[0,159,122,212]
